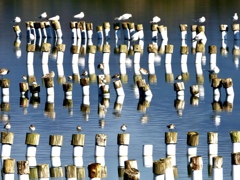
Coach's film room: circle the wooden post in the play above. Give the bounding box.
[25,132,40,157]
[151,23,158,40]
[86,22,93,39]
[220,24,228,40]
[161,157,174,180]
[76,166,85,179]
[117,133,130,157]
[1,131,14,157]
[113,23,121,39]
[70,21,77,38]
[165,132,177,159]
[165,45,174,64]
[122,22,130,40]
[230,131,240,152]
[37,164,49,179]
[41,43,51,64]
[80,77,90,96]
[211,78,222,100]
[103,22,110,39]
[124,168,140,180]
[179,24,188,40]
[207,132,218,169]
[95,134,107,157]
[19,82,29,97]
[153,159,165,179]
[3,158,15,180]
[17,160,30,180]
[148,44,158,64]
[222,78,234,96]
[50,166,64,178]
[187,132,199,158]
[133,44,142,64]
[88,163,101,179]
[190,156,203,180]
[65,165,77,179]
[136,79,152,97]
[212,156,223,180]
[49,135,63,158]
[87,45,96,65]
[113,80,125,96]
[71,133,85,158]
[51,20,63,38]
[13,25,21,37]
[158,25,168,40]
[232,23,240,40]
[232,152,240,179]
[174,82,185,96]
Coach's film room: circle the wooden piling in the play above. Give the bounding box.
[153,159,165,175]
[17,160,30,177]
[212,156,223,180]
[50,167,64,178]
[49,135,63,157]
[95,134,107,157]
[190,156,203,179]
[65,165,77,179]
[165,132,178,156]
[124,168,140,180]
[118,133,130,156]
[187,131,199,156]
[37,164,49,178]
[88,163,101,178]
[207,132,218,155]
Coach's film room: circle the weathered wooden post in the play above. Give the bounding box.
[17,160,30,180]
[136,79,152,97]
[1,131,14,157]
[88,163,101,180]
[179,24,188,40]
[80,77,90,96]
[26,43,35,66]
[37,164,49,179]
[41,42,51,65]
[174,82,185,97]
[51,20,63,38]
[212,156,223,180]
[71,133,85,158]
[122,22,130,40]
[231,152,240,179]
[102,44,111,65]
[165,132,177,167]
[113,95,125,117]
[133,44,142,64]
[13,25,21,37]
[136,24,144,39]
[79,21,86,39]
[117,133,130,157]
[119,44,128,64]
[49,135,63,163]
[44,21,52,38]
[65,165,77,180]
[25,132,40,163]
[222,78,234,96]
[55,44,65,65]
[70,21,77,38]
[86,22,93,39]
[34,22,42,38]
[220,24,228,40]
[187,132,199,159]
[96,25,103,39]
[153,159,165,180]
[158,25,168,40]
[113,80,125,96]
[103,22,110,39]
[3,158,15,180]
[162,157,174,180]
[19,82,29,98]
[95,134,107,157]
[232,23,240,40]
[195,43,204,64]
[209,45,218,75]
[190,156,203,180]
[113,23,121,39]
[151,23,158,40]
[230,131,240,153]
[87,45,96,65]
[148,44,158,64]
[211,78,222,102]
[124,159,140,180]
[75,22,81,39]
[165,44,174,64]
[207,132,218,169]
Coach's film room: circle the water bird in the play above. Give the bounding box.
[74,12,84,19]
[112,73,120,79]
[81,70,88,77]
[68,75,72,81]
[193,16,206,23]
[115,13,132,21]
[230,13,238,21]
[48,15,60,21]
[76,125,82,133]
[12,16,21,23]
[208,66,220,74]
[29,124,35,133]
[97,63,104,71]
[166,123,175,131]
[4,122,11,132]
[37,12,47,19]
[120,124,127,132]
[192,31,206,42]
[0,68,10,77]
[139,67,149,75]
[150,16,161,23]
[22,75,27,81]
[42,71,55,78]
[175,74,182,80]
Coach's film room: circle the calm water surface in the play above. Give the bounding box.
[0,0,240,179]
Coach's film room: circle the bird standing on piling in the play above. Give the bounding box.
[115,13,132,21]
[4,123,11,132]
[208,66,220,74]
[12,16,21,24]
[230,13,238,21]
[166,124,175,131]
[74,12,84,19]
[150,16,161,23]
[29,124,36,133]
[37,12,47,19]
[97,63,104,71]
[76,125,82,133]
[81,70,88,77]
[68,75,72,81]
[121,124,127,132]
[139,67,149,75]
[42,71,55,78]
[193,16,206,23]
[48,15,60,21]
[112,73,120,79]
[175,74,182,80]
[0,68,10,77]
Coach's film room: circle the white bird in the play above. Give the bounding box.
[48,15,60,21]
[150,16,161,23]
[192,31,206,42]
[4,123,11,132]
[230,13,238,21]
[37,12,47,19]
[12,16,21,23]
[175,74,182,80]
[115,13,132,21]
[193,16,206,23]
[74,12,84,19]
[29,33,35,41]
[76,125,82,133]
[167,124,175,131]
[208,66,220,74]
[120,124,127,132]
[29,124,36,133]
[139,67,149,75]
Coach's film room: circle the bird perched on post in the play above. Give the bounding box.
[115,13,132,21]
[230,13,238,21]
[12,16,21,24]
[150,16,161,23]
[74,12,84,19]
[42,71,55,78]
[0,68,10,78]
[76,125,82,133]
[4,123,11,132]
[81,70,88,77]
[48,15,60,21]
[97,63,104,71]
[121,124,127,132]
[29,124,36,133]
[139,67,149,75]
[112,73,120,79]
[166,124,175,131]
[193,16,206,23]
[37,12,47,19]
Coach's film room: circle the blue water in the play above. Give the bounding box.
[0,0,240,179]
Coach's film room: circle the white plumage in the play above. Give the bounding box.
[48,15,60,21]
[150,16,161,23]
[74,12,84,19]
[115,13,132,21]
[193,16,206,23]
[13,16,21,23]
[231,13,238,21]
[38,12,47,19]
